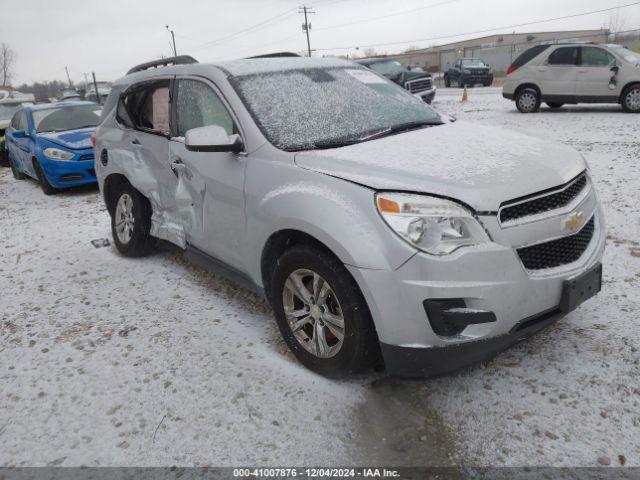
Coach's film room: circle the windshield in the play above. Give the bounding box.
[231,67,441,151]
[461,59,487,67]
[32,104,102,133]
[609,45,640,64]
[0,103,22,121]
[368,60,404,76]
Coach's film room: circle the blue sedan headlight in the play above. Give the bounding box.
[43,147,74,160]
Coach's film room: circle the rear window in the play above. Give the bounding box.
[510,45,550,69]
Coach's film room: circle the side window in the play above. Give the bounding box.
[18,112,29,132]
[548,47,579,66]
[176,79,235,137]
[10,111,21,129]
[581,47,615,67]
[118,80,171,134]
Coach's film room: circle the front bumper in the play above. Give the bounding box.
[348,193,605,377]
[413,87,436,103]
[40,151,97,188]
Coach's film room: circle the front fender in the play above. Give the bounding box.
[245,160,417,286]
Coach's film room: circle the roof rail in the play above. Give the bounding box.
[246,52,301,59]
[127,55,198,75]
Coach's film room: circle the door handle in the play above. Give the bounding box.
[131,138,141,145]
[170,158,188,177]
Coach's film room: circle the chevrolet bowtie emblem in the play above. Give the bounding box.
[564,211,584,231]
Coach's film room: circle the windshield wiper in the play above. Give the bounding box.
[310,120,443,150]
[360,120,443,142]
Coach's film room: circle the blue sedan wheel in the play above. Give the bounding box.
[33,159,58,195]
[8,155,26,180]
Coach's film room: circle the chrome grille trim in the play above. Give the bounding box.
[498,172,590,228]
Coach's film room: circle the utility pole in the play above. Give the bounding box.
[299,6,315,57]
[92,72,100,105]
[64,66,73,88]
[166,25,177,57]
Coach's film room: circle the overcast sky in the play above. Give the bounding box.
[3,0,639,85]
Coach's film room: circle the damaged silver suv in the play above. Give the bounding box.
[94,55,605,377]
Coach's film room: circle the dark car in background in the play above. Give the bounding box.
[356,58,437,103]
[444,58,494,87]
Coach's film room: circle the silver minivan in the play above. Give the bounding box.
[94,56,605,377]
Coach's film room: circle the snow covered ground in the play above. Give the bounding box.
[1,88,639,467]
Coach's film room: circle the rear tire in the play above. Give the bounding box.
[271,244,379,377]
[110,183,155,257]
[515,87,541,113]
[8,155,26,180]
[546,102,564,109]
[33,160,57,195]
[621,84,640,113]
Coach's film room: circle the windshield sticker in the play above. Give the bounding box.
[346,69,387,85]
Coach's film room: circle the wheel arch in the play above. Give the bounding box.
[514,82,541,97]
[260,229,344,303]
[103,173,137,216]
[619,81,640,102]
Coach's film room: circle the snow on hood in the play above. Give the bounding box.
[295,121,586,212]
[39,128,94,150]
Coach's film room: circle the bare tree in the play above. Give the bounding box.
[0,43,16,87]
[361,47,378,58]
[608,10,627,42]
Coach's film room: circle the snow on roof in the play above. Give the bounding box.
[216,57,358,77]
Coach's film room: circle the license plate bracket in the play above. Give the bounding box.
[560,263,602,313]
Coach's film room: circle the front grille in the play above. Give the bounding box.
[517,216,595,270]
[78,154,95,162]
[405,77,433,93]
[500,173,588,223]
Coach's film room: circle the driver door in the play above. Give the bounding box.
[576,46,619,98]
[169,77,247,267]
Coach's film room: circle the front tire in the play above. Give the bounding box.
[271,244,379,377]
[33,160,57,195]
[621,84,640,113]
[110,183,155,257]
[444,76,451,88]
[8,155,26,180]
[516,87,541,113]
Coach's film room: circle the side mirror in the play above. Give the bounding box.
[185,125,244,153]
[12,129,28,138]
[610,65,619,74]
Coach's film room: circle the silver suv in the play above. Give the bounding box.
[504,43,640,113]
[94,56,605,377]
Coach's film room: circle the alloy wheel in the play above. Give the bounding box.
[625,88,640,111]
[518,92,537,112]
[115,193,135,244]
[282,269,345,358]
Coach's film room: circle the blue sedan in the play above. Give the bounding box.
[5,101,101,194]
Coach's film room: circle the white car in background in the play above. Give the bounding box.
[503,43,640,113]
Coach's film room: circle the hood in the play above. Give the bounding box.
[294,122,586,212]
[38,128,94,150]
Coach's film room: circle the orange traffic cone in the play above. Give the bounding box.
[461,86,468,102]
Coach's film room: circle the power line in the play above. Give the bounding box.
[314,0,462,32]
[187,8,297,52]
[314,1,640,51]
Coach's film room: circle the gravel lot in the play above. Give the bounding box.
[1,88,638,467]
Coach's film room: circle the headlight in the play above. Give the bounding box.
[376,193,489,255]
[43,148,74,160]
[463,69,471,74]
